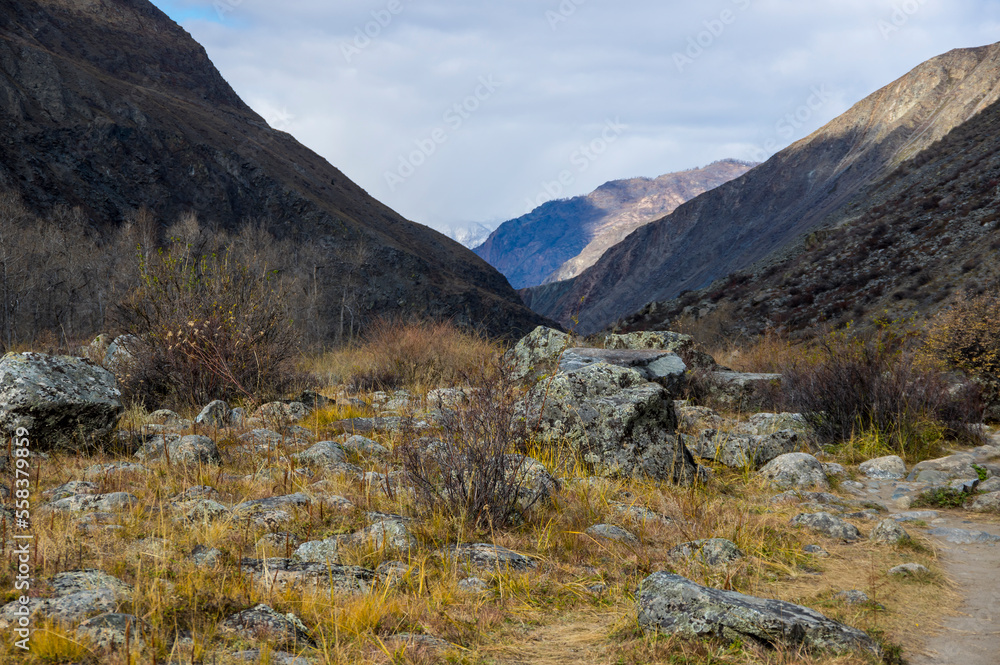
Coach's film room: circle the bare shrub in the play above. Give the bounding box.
[782,325,983,460]
[398,358,534,529]
[114,237,300,409]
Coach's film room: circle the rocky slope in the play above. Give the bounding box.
[0,0,547,338]
[622,91,1000,338]
[523,42,1000,334]
[474,160,754,289]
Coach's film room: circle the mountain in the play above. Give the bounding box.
[441,221,498,249]
[0,0,547,339]
[523,42,1000,334]
[621,92,1000,338]
[474,160,755,289]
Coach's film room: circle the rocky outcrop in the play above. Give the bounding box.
[527,363,703,483]
[0,353,123,450]
[558,348,687,394]
[507,326,571,382]
[638,573,881,656]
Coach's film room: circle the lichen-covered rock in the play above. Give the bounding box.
[341,434,390,458]
[889,563,929,576]
[172,499,230,523]
[527,363,703,483]
[559,348,687,394]
[638,573,880,656]
[0,570,131,630]
[256,401,309,425]
[292,537,342,563]
[907,453,985,484]
[790,512,862,542]
[446,543,536,571]
[759,453,829,490]
[604,331,694,353]
[76,613,148,651]
[969,491,1000,512]
[585,524,640,545]
[0,352,123,450]
[83,462,150,480]
[691,429,802,470]
[240,559,374,594]
[44,492,138,513]
[195,400,231,429]
[234,493,311,518]
[220,604,313,648]
[350,519,416,552]
[506,326,572,382]
[860,455,907,480]
[137,434,221,465]
[675,404,724,431]
[293,441,347,468]
[507,454,560,510]
[668,539,744,566]
[869,519,909,544]
[742,413,810,436]
[704,372,782,410]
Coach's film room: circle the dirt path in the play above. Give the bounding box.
[906,510,1000,665]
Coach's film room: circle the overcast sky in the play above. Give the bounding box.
[151,0,1000,235]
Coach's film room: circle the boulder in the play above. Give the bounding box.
[138,434,220,465]
[195,400,231,429]
[76,613,148,652]
[869,519,909,545]
[907,453,984,484]
[527,363,703,483]
[604,331,719,369]
[790,512,861,542]
[675,404,724,431]
[256,401,309,425]
[668,539,744,567]
[584,524,640,545]
[759,453,829,490]
[293,441,347,468]
[103,335,139,372]
[44,492,138,513]
[638,573,880,656]
[0,353,123,450]
[220,604,313,648]
[506,326,572,382]
[742,413,810,436]
[691,429,802,470]
[704,371,782,410]
[968,491,1000,512]
[172,499,230,523]
[558,348,687,394]
[0,570,131,630]
[341,434,389,458]
[860,456,907,480]
[507,455,559,511]
[241,559,373,594]
[446,544,536,571]
[234,493,311,518]
[350,519,416,552]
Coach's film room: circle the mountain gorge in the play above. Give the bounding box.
[474,160,755,289]
[523,42,1000,335]
[0,0,547,341]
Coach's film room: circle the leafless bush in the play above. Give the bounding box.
[114,235,300,409]
[782,325,983,458]
[398,358,534,529]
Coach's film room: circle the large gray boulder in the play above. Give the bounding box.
[559,348,687,394]
[759,453,829,490]
[704,371,782,410]
[907,453,987,484]
[638,573,881,656]
[604,331,719,369]
[507,326,572,382]
[0,353,123,450]
[528,363,703,483]
[690,429,802,470]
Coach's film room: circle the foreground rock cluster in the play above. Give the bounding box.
[1,326,998,661]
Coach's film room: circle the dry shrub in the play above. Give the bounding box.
[782,324,983,460]
[115,240,300,409]
[315,318,499,393]
[398,358,533,529]
[926,289,1000,420]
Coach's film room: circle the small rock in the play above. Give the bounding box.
[790,512,862,542]
[803,544,829,557]
[293,441,347,467]
[220,604,313,648]
[45,492,138,513]
[43,481,99,500]
[759,453,830,490]
[457,577,489,593]
[83,462,150,480]
[860,456,907,480]
[350,519,416,552]
[341,434,389,457]
[191,545,223,567]
[869,519,909,545]
[834,590,884,608]
[172,499,230,523]
[447,543,536,571]
[585,524,640,545]
[234,493,310,517]
[889,563,929,576]
[668,539,744,566]
[292,537,342,564]
[76,613,148,651]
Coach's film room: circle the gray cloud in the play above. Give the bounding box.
[153,0,1000,233]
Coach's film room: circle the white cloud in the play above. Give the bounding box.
[153,0,1000,230]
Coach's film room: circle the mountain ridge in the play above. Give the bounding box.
[522,41,1000,334]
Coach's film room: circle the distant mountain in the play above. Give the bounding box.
[523,42,1000,334]
[622,92,1000,338]
[474,160,755,289]
[441,221,498,249]
[0,0,548,339]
